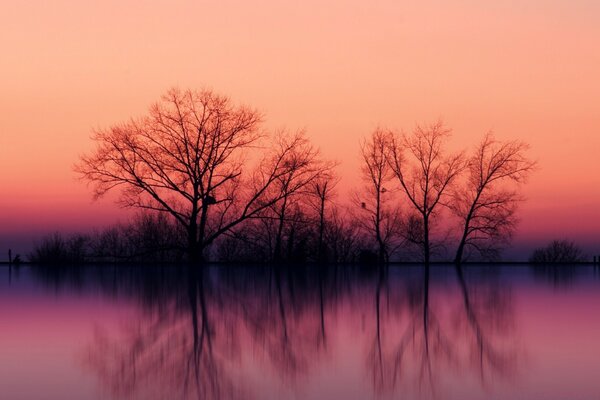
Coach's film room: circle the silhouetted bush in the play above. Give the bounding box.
[30,212,185,265]
[90,212,185,263]
[29,232,90,265]
[529,240,586,263]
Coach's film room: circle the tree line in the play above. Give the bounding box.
[31,87,545,265]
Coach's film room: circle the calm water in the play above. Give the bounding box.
[1,264,600,400]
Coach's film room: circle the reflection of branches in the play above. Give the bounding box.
[368,267,454,397]
[28,265,332,396]
[28,264,522,400]
[369,269,389,392]
[238,267,329,384]
[455,265,517,384]
[530,264,583,287]
[84,269,245,400]
[367,266,518,398]
[416,265,457,396]
[318,269,327,348]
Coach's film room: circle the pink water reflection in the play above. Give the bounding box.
[1,265,600,399]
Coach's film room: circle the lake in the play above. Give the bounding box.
[1,264,600,399]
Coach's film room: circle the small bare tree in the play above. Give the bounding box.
[387,122,465,264]
[76,88,323,263]
[261,132,332,262]
[234,132,333,261]
[355,129,403,264]
[308,172,339,263]
[324,206,363,263]
[450,133,536,262]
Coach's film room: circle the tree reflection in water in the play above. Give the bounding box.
[75,266,339,400]
[84,267,244,400]
[368,265,518,398]
[30,265,521,400]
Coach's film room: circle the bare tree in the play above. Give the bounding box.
[450,133,536,262]
[76,88,322,263]
[387,122,465,264]
[307,172,339,263]
[262,132,333,262]
[323,206,362,263]
[355,129,403,264]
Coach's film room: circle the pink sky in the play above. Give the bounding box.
[1,1,599,257]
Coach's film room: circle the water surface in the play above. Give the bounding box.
[1,264,600,399]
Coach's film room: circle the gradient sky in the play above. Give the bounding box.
[1,1,599,257]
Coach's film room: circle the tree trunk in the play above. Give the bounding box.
[317,198,326,264]
[274,199,287,263]
[196,203,210,265]
[455,195,479,264]
[187,218,200,265]
[286,224,295,261]
[423,214,430,266]
[375,190,386,266]
[454,234,467,264]
[274,217,284,262]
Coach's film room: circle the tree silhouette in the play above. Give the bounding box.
[265,132,331,262]
[387,122,465,264]
[529,239,586,263]
[219,132,333,263]
[355,128,403,264]
[308,172,338,263]
[76,88,322,263]
[451,133,535,262]
[322,207,362,263]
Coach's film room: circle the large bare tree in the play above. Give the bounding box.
[450,133,536,263]
[76,88,322,263]
[387,122,465,264]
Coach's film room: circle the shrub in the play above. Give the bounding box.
[529,240,586,263]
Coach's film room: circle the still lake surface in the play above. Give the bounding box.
[1,264,600,400]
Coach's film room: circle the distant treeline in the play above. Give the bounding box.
[30,213,183,265]
[29,210,380,264]
[29,212,589,265]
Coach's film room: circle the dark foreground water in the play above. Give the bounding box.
[1,264,600,400]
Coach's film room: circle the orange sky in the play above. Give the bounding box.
[1,1,599,257]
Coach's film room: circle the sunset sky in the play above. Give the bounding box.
[1,1,599,258]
